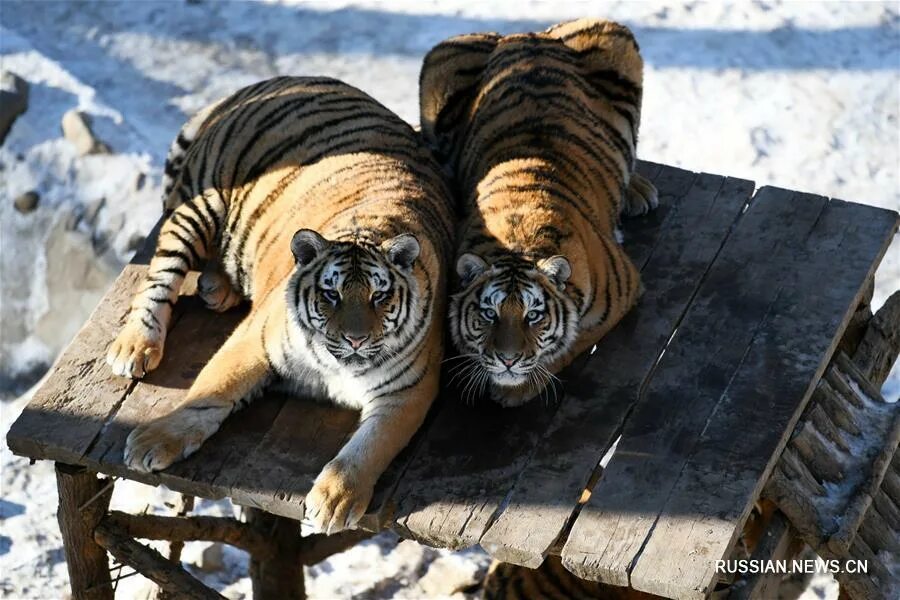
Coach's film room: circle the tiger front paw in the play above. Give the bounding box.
[123,412,205,472]
[107,319,164,378]
[624,172,659,217]
[305,460,373,534]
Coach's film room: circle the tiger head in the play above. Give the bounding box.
[287,229,421,369]
[449,252,579,398]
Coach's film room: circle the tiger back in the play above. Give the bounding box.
[419,19,658,407]
[107,76,454,533]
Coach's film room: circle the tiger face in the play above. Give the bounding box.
[449,253,578,397]
[287,229,421,369]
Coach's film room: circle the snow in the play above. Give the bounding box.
[1,1,898,598]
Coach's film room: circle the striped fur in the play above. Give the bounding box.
[420,19,658,406]
[107,77,453,533]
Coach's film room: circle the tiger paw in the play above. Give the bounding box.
[624,172,659,217]
[107,320,164,378]
[305,460,372,534]
[198,269,243,312]
[123,413,204,472]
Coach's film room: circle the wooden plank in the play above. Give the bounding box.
[384,164,695,549]
[217,396,358,520]
[6,220,162,463]
[480,173,755,567]
[629,199,898,598]
[560,186,833,587]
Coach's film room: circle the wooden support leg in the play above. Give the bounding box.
[55,463,114,600]
[156,494,195,600]
[246,508,305,600]
[94,521,223,600]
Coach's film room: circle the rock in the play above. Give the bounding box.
[0,71,29,145]
[199,543,225,572]
[31,216,118,370]
[61,109,111,156]
[13,191,39,214]
[126,233,147,253]
[63,206,85,231]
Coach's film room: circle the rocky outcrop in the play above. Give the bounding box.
[0,71,29,145]
[61,109,111,156]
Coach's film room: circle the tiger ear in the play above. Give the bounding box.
[291,229,328,266]
[456,253,488,286]
[382,234,420,270]
[537,255,571,290]
[419,33,499,164]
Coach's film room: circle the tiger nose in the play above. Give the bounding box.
[497,352,521,368]
[344,334,369,349]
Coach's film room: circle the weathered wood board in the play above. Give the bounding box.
[561,189,898,598]
[628,198,897,599]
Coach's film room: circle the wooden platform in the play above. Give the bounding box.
[8,161,898,599]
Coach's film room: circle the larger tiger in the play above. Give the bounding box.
[419,19,657,406]
[106,76,454,533]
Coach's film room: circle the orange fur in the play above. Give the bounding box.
[109,77,453,532]
[420,20,657,405]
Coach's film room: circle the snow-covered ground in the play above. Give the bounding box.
[1,1,897,598]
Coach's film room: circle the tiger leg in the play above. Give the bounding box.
[107,197,219,378]
[198,259,243,312]
[306,357,438,534]
[123,316,270,472]
[622,171,658,217]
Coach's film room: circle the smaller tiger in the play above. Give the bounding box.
[420,19,658,406]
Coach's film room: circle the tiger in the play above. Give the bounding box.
[419,19,658,406]
[106,76,454,533]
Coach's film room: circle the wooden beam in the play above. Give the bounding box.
[56,464,114,600]
[726,511,803,600]
[155,493,194,600]
[853,290,900,387]
[245,508,305,600]
[299,530,374,565]
[94,521,223,600]
[104,510,274,559]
